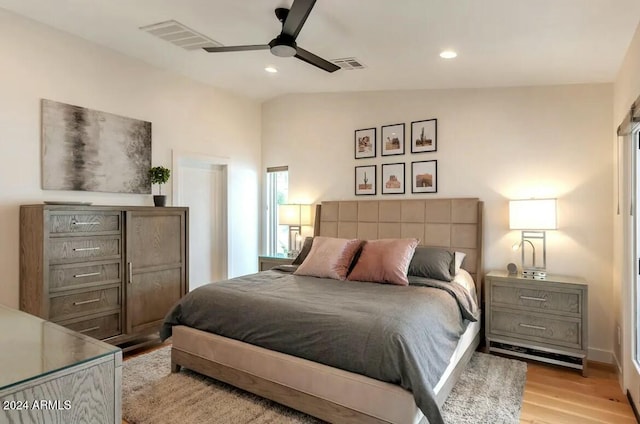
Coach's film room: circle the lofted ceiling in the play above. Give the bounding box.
[1,0,639,101]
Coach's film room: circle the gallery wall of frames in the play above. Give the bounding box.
[354,119,437,196]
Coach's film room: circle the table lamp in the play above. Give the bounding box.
[509,198,557,279]
[278,204,312,256]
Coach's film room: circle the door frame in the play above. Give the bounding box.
[172,150,229,281]
[619,125,640,407]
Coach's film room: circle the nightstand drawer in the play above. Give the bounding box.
[491,283,582,315]
[490,309,582,350]
[258,256,294,271]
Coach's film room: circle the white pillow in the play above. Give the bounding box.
[452,269,477,303]
[451,251,467,275]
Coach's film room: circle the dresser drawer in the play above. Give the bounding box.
[49,262,121,292]
[491,283,581,315]
[49,237,121,264]
[50,212,120,234]
[64,313,121,340]
[49,287,120,321]
[490,309,582,350]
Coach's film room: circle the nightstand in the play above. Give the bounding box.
[258,255,294,271]
[485,270,588,376]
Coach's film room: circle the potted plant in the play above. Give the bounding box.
[149,166,171,207]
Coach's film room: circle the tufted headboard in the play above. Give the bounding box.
[313,198,484,299]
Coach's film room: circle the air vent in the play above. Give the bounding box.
[139,20,222,51]
[331,57,366,70]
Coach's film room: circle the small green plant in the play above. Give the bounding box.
[149,166,171,195]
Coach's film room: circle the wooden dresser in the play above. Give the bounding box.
[20,205,188,350]
[485,270,588,375]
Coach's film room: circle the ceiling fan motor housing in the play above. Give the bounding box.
[269,35,297,57]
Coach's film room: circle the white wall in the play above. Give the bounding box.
[613,21,640,401]
[0,9,262,308]
[262,84,614,361]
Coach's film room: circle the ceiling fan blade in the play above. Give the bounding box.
[294,47,340,73]
[282,0,316,39]
[203,45,269,52]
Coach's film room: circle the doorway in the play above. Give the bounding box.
[172,151,228,290]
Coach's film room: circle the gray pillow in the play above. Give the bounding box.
[408,247,454,282]
[292,237,314,265]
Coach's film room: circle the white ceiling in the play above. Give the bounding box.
[1,0,639,101]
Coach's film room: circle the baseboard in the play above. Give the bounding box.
[588,347,613,364]
[613,352,623,390]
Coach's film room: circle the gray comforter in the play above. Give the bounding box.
[161,267,479,424]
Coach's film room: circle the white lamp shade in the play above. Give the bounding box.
[278,204,312,226]
[509,199,557,230]
[299,204,312,226]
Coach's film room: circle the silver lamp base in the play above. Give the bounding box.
[522,268,547,279]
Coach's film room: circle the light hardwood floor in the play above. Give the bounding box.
[122,345,636,424]
[520,361,636,424]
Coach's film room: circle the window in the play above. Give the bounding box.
[266,166,289,255]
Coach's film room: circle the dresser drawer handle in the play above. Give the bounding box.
[520,295,547,302]
[78,326,100,334]
[73,272,101,278]
[73,298,101,306]
[72,221,101,226]
[519,323,547,331]
[73,247,101,252]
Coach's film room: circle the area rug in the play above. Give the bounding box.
[122,346,526,424]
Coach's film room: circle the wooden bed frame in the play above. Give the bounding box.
[171,199,484,424]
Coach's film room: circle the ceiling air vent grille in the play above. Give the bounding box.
[331,57,366,70]
[139,20,222,51]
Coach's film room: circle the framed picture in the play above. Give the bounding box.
[381,123,405,156]
[355,165,376,196]
[381,163,405,195]
[354,127,376,159]
[42,99,151,194]
[411,119,437,153]
[411,160,437,193]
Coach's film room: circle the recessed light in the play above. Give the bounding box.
[439,50,457,59]
[265,66,278,73]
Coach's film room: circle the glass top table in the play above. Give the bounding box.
[0,304,121,391]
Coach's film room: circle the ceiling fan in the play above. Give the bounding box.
[203,0,340,73]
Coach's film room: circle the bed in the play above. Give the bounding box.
[162,199,483,424]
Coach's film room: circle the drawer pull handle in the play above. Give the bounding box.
[73,247,101,252]
[73,272,101,278]
[520,295,547,302]
[73,298,101,306]
[72,221,101,226]
[78,326,100,334]
[128,262,133,284]
[519,323,547,331]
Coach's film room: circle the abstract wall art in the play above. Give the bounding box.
[42,99,152,194]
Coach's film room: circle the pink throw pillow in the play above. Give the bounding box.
[347,238,419,286]
[293,236,362,280]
